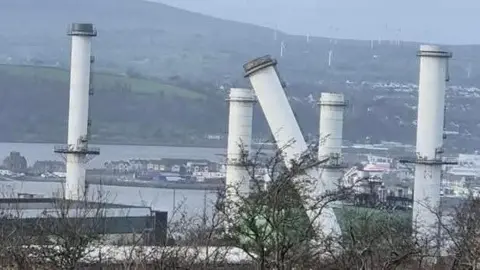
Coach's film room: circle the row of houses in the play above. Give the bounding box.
[0,160,66,176]
[5,158,226,180]
[31,161,65,174]
[104,158,223,174]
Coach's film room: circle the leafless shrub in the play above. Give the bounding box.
[111,194,235,269]
[31,195,108,269]
[439,196,480,269]
[319,206,436,270]
[0,206,37,269]
[218,140,352,269]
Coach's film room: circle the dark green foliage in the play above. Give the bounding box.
[327,206,423,269]
[227,178,314,270]
[234,179,313,248]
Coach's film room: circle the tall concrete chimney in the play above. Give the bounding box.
[412,45,452,235]
[318,92,347,192]
[243,56,307,162]
[226,88,255,202]
[243,55,340,236]
[55,23,99,200]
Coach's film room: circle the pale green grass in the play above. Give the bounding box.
[0,64,203,99]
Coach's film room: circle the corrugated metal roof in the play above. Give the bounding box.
[0,198,150,210]
[3,207,152,219]
[0,198,156,218]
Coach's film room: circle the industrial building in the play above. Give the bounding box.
[0,197,167,245]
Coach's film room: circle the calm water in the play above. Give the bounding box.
[0,142,226,168]
[0,142,225,219]
[0,180,218,219]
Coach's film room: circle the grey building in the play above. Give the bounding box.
[0,197,167,246]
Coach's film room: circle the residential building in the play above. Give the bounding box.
[129,159,149,172]
[104,161,131,173]
[146,160,165,171]
[32,160,66,174]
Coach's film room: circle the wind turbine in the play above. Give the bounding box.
[328,50,333,67]
[280,41,286,58]
[397,28,402,46]
[467,63,473,79]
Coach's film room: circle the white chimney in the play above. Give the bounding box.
[318,92,347,192]
[226,88,255,202]
[243,56,308,163]
[413,45,452,235]
[55,23,99,200]
[243,55,340,237]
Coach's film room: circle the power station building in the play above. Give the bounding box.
[0,197,168,245]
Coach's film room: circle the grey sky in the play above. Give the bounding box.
[149,0,479,45]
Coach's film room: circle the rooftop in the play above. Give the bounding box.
[0,197,155,218]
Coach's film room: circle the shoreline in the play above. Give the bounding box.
[0,140,227,149]
[0,176,223,191]
[0,140,275,150]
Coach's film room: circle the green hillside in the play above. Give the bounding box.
[0,65,204,99]
[0,64,229,146]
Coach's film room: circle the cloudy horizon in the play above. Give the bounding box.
[148,0,480,45]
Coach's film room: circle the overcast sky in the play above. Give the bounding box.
[149,0,479,45]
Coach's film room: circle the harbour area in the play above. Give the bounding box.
[0,143,226,190]
[0,174,223,190]
[1,141,478,210]
[1,141,479,202]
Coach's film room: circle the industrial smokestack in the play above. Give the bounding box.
[318,93,347,192]
[413,45,452,235]
[243,55,340,236]
[55,23,99,200]
[226,88,255,202]
[243,56,308,163]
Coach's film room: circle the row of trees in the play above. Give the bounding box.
[0,144,479,269]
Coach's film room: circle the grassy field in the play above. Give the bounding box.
[0,64,204,99]
[333,204,412,232]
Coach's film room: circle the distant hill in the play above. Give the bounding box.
[2,0,480,86]
[1,64,479,153]
[0,64,232,145]
[0,0,480,150]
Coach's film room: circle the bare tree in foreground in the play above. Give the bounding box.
[0,207,36,269]
[4,153,480,269]
[25,192,111,269]
[111,195,237,269]
[321,206,437,270]
[218,141,353,269]
[439,196,480,269]
[0,189,111,270]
